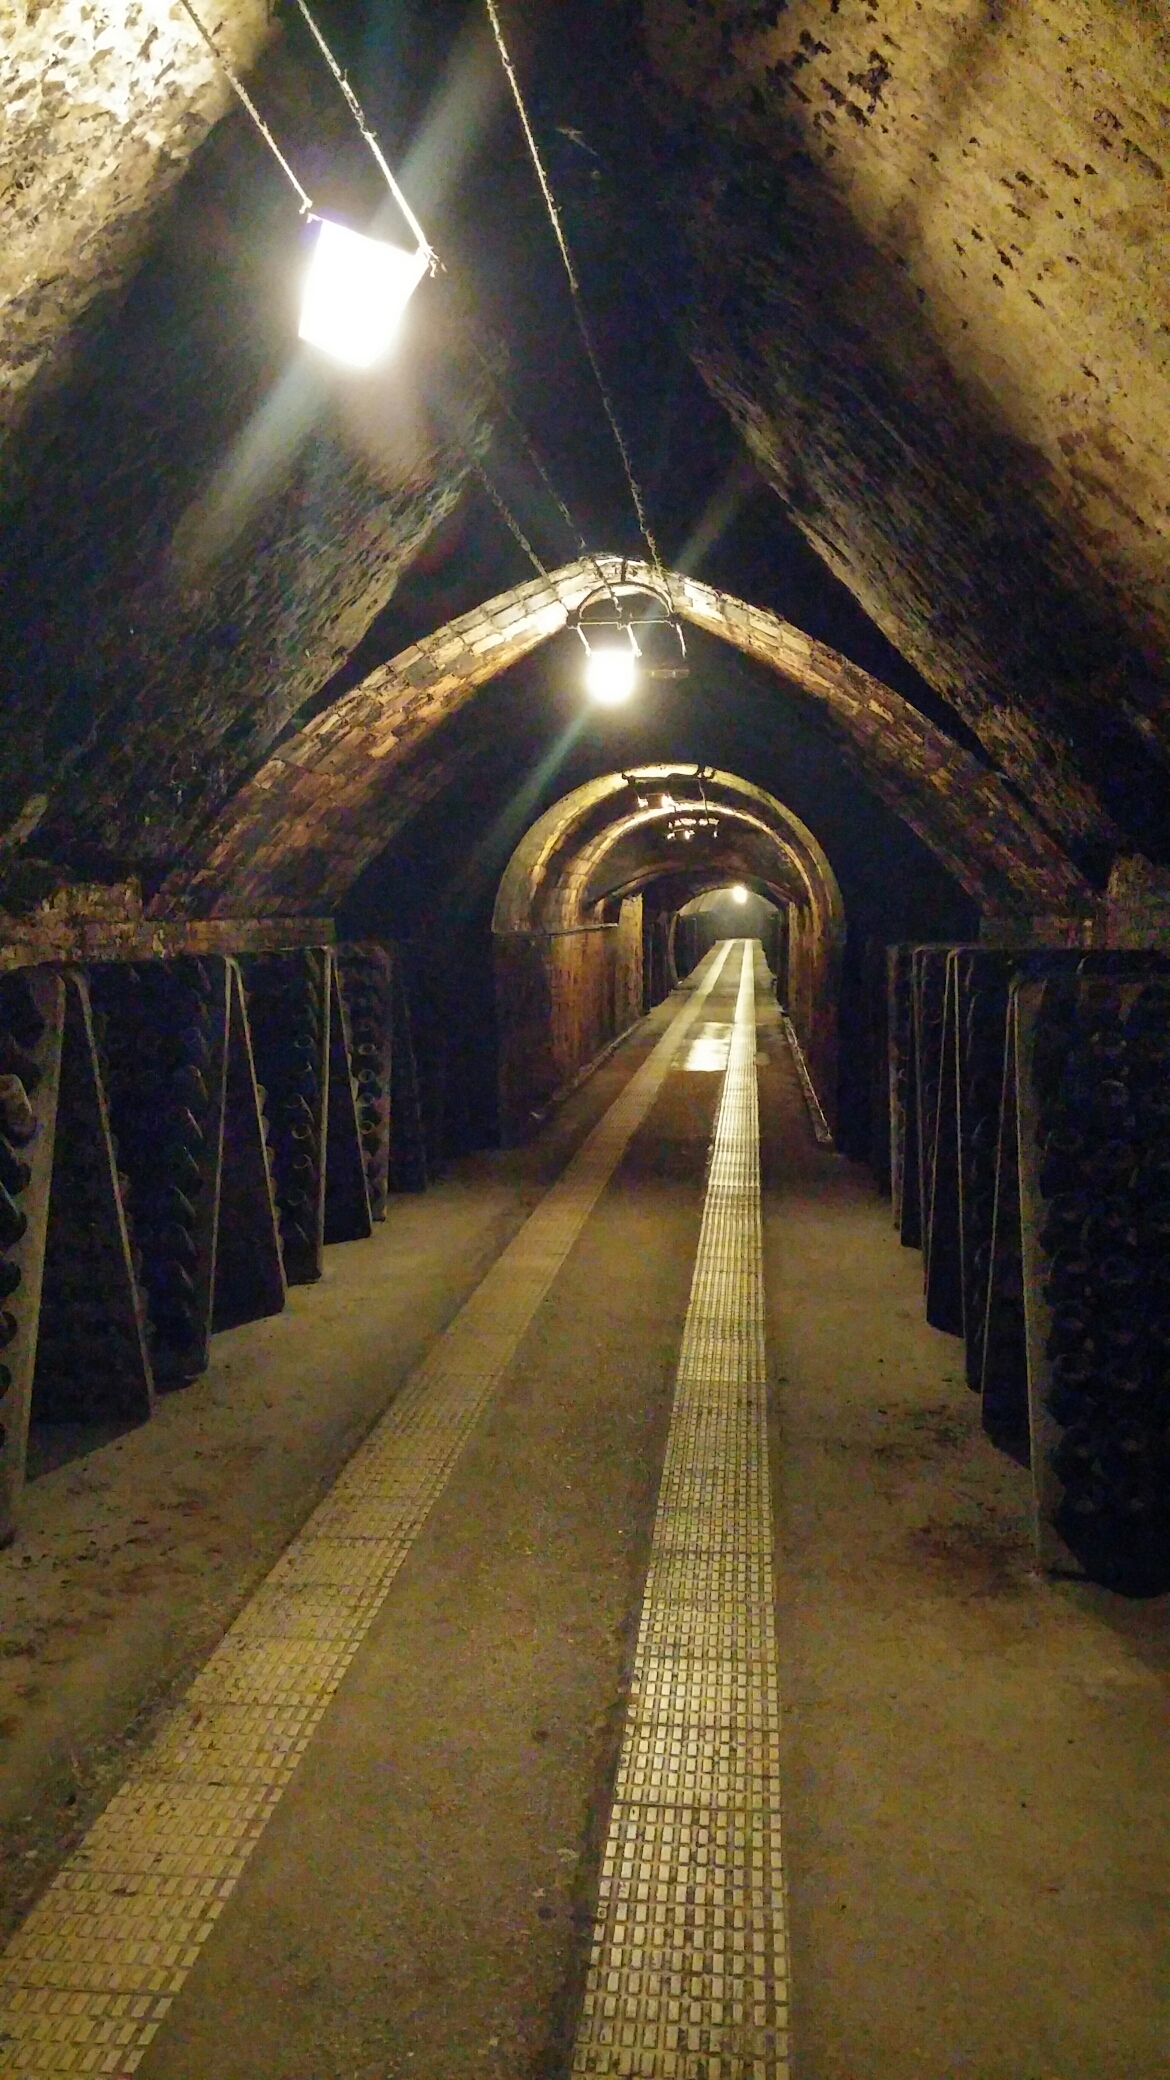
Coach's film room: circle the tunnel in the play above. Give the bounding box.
[491,763,844,1142]
[0,4,1168,2076]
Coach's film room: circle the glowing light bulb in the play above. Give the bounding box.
[584,642,637,706]
[299,218,428,370]
[732,885,748,905]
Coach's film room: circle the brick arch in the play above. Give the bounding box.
[154,555,1093,922]
[491,766,845,1138]
[493,766,844,937]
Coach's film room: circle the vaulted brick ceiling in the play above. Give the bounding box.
[560,0,1170,872]
[159,561,1090,922]
[0,0,1165,919]
[490,765,845,934]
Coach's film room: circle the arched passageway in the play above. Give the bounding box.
[491,765,845,1141]
[3,11,1169,2071]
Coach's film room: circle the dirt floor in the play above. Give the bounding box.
[1,947,1167,2078]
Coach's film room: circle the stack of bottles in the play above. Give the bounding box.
[887,947,918,1245]
[1031,976,1170,1586]
[0,976,43,1405]
[338,945,392,1221]
[958,963,1010,1399]
[245,952,326,1282]
[99,958,216,1380]
[914,949,949,1246]
[34,981,147,1418]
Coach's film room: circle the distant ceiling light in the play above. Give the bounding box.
[583,628,638,706]
[299,218,428,369]
[732,884,748,905]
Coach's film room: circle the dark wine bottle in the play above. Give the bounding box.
[173,1065,209,1113]
[0,1074,36,1147]
[1046,1306,1093,1357]
[0,1182,27,1250]
[178,1025,211,1070]
[161,1184,198,1226]
[1044,1247,1091,1304]
[1082,1141,1136,1191]
[1095,1253,1141,1299]
[0,979,45,1051]
[158,1220,198,1266]
[162,1143,202,1194]
[158,1304,199,1345]
[1050,1426,1098,1484]
[155,1259,197,1299]
[0,1035,41,1094]
[0,1141,31,1197]
[1039,1128,1086,1195]
[1081,1197,1137,1253]
[1039,1191,1093,1251]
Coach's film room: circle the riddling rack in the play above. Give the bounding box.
[336,942,394,1220]
[0,971,65,1544]
[952,951,1019,1397]
[918,944,979,1338]
[886,942,1170,1591]
[0,942,404,1540]
[913,946,952,1294]
[886,945,916,1243]
[1015,968,1170,1592]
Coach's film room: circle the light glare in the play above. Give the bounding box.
[299,219,427,370]
[732,884,748,905]
[585,643,636,706]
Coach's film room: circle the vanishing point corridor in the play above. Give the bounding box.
[1,941,1165,2078]
[3,5,1170,2062]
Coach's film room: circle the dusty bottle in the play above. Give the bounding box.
[0,1075,36,1147]
[0,1035,41,1094]
[0,1141,31,1197]
[0,1181,27,1251]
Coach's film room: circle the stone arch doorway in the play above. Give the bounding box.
[491,765,845,1143]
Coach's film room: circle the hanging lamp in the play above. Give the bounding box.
[569,579,689,707]
[298,218,429,369]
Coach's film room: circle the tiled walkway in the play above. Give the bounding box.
[0,945,746,2079]
[573,944,789,2078]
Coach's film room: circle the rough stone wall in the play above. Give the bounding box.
[0,71,477,899]
[584,1,1170,869]
[1,0,271,448]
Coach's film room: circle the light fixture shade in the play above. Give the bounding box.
[298,218,428,369]
[584,641,637,706]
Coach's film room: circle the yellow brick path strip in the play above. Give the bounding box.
[573,942,791,2080]
[0,944,735,2079]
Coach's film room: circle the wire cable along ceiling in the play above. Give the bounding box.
[480,1,691,697]
[176,0,672,701]
[481,0,663,583]
[177,0,432,368]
